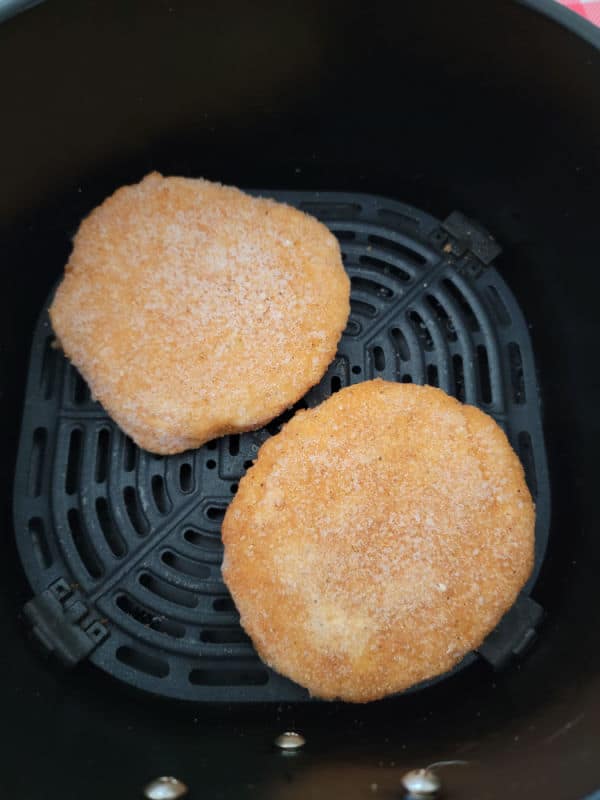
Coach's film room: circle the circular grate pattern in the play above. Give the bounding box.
[13,191,549,701]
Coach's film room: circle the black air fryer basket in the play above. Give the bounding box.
[1,2,599,799]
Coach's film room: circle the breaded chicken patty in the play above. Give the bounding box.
[50,173,350,453]
[222,380,535,702]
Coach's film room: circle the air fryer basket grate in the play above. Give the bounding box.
[13,191,550,701]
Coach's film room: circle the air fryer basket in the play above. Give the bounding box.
[1,1,599,799]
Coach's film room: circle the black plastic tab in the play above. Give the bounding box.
[442,210,503,265]
[477,595,544,670]
[23,579,109,667]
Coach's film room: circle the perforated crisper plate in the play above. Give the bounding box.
[13,191,550,702]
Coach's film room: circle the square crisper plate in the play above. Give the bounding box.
[13,191,549,701]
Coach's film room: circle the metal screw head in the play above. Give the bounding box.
[143,776,189,800]
[401,768,441,798]
[274,731,306,750]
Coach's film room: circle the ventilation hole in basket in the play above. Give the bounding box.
[200,628,251,644]
[443,279,480,332]
[189,666,269,686]
[486,285,512,326]
[162,550,211,579]
[206,439,218,450]
[266,399,308,435]
[179,462,193,493]
[67,508,102,578]
[65,429,83,496]
[95,428,110,483]
[206,505,226,521]
[408,310,434,351]
[427,364,439,387]
[350,298,377,318]
[29,427,47,498]
[243,459,254,469]
[351,276,394,300]
[367,234,425,267]
[96,497,126,558]
[116,645,169,678]
[184,528,222,551]
[360,253,412,282]
[29,517,52,568]
[123,436,137,472]
[344,318,362,337]
[518,431,538,497]
[230,483,238,494]
[477,345,492,404]
[213,596,237,613]
[330,375,342,393]
[72,370,89,405]
[352,365,362,375]
[139,572,198,608]
[390,327,410,362]
[116,594,185,638]
[401,374,413,383]
[332,229,356,242]
[40,336,58,399]
[206,459,217,470]
[123,486,147,536]
[375,208,420,231]
[298,201,361,219]
[508,342,526,404]
[372,346,386,372]
[151,474,171,514]
[228,434,240,456]
[453,354,466,401]
[426,294,458,342]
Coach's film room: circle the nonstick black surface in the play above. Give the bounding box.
[1,2,599,799]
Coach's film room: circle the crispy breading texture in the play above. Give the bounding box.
[50,173,350,453]
[222,380,535,702]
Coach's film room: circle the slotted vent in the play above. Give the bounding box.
[13,191,549,702]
